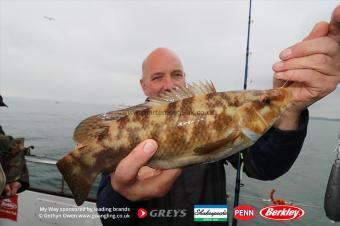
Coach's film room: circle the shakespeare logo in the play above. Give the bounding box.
[194,205,228,222]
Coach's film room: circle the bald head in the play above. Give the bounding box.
[142,48,183,78]
[140,47,186,98]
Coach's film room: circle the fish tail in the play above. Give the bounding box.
[57,146,100,206]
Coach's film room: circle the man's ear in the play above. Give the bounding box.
[140,78,148,96]
[140,78,145,89]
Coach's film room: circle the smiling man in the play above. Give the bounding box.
[96,6,340,226]
[140,48,186,97]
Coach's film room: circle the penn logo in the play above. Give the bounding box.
[233,205,256,220]
[259,205,305,221]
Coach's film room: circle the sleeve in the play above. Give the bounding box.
[96,173,137,226]
[227,109,309,180]
[0,134,12,159]
[17,162,29,193]
[0,126,6,160]
[0,126,5,136]
[0,134,30,193]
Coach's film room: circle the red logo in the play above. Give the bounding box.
[234,205,256,220]
[0,199,17,210]
[259,205,304,221]
[137,208,148,218]
[0,195,18,222]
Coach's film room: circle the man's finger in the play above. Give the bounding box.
[279,37,338,61]
[114,139,158,185]
[138,166,162,180]
[274,69,321,83]
[136,168,182,199]
[4,184,11,196]
[274,53,337,76]
[303,21,329,41]
[328,5,340,44]
[274,69,339,91]
[9,182,21,195]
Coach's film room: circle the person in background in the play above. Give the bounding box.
[0,95,29,196]
[96,5,340,226]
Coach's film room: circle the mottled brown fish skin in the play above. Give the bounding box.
[57,86,292,206]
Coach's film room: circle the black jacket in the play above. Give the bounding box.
[97,110,309,226]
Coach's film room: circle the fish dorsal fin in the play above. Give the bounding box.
[73,103,151,144]
[149,81,216,103]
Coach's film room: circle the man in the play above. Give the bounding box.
[97,6,340,226]
[0,95,29,196]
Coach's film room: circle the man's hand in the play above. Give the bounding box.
[4,181,21,196]
[111,139,182,201]
[273,5,340,130]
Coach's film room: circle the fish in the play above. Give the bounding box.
[57,81,293,205]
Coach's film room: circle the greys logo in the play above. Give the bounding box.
[139,209,187,218]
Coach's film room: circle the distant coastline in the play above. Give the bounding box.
[310,116,340,122]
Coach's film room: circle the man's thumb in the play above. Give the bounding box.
[328,5,340,44]
[114,139,158,185]
[303,21,329,41]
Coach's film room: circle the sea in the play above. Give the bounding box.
[0,96,339,226]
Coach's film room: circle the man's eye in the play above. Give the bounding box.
[152,76,162,81]
[173,73,184,78]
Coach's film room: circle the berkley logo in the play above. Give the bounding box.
[234,205,256,220]
[259,205,305,221]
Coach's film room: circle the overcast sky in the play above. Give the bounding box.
[0,0,339,118]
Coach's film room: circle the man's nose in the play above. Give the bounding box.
[163,76,175,92]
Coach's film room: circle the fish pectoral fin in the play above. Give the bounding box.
[194,138,235,155]
[194,131,239,155]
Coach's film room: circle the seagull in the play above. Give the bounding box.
[43,16,56,21]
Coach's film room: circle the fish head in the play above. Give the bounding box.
[235,88,292,141]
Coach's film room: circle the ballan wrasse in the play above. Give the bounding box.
[57,82,292,205]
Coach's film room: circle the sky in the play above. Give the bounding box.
[0,0,339,118]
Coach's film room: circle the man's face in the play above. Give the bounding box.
[140,49,186,98]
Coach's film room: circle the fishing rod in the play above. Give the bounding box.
[242,0,252,91]
[324,133,340,222]
[232,0,252,226]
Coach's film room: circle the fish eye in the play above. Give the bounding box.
[262,97,271,105]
